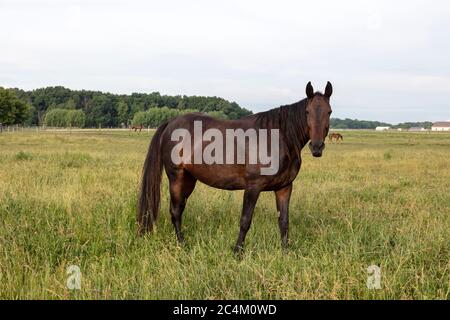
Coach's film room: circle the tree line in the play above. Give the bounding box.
[330,118,392,129]
[391,121,433,130]
[330,118,434,129]
[6,86,251,128]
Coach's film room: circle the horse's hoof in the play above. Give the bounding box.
[233,245,244,258]
[176,235,185,245]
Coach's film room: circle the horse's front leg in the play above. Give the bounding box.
[234,187,261,254]
[275,183,292,249]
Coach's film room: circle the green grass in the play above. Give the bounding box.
[0,130,449,299]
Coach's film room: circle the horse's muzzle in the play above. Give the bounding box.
[309,141,325,157]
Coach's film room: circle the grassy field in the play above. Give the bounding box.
[0,129,449,299]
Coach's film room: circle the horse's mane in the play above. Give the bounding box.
[247,96,315,156]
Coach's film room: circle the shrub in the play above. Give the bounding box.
[15,151,33,161]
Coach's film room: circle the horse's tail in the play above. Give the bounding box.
[137,121,169,234]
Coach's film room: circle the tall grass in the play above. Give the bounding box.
[0,130,448,299]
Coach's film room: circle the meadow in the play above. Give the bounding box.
[0,129,448,299]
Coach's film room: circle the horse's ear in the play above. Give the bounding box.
[306,82,314,99]
[324,81,333,98]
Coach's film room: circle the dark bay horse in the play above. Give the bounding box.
[131,124,144,132]
[137,82,333,253]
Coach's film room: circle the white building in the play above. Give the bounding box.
[409,127,426,132]
[431,121,450,131]
[375,126,390,131]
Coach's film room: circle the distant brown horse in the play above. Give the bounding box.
[131,124,144,132]
[329,132,343,142]
[137,82,333,253]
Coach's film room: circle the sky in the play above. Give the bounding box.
[1,0,450,123]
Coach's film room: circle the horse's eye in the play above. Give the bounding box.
[328,111,332,115]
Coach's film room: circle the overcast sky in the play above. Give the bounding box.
[1,0,450,123]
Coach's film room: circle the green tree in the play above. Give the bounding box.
[44,108,86,128]
[207,111,228,119]
[177,98,186,110]
[117,101,129,126]
[66,110,86,128]
[0,87,31,125]
[87,95,116,128]
[130,102,145,118]
[24,105,37,126]
[44,109,68,127]
[132,107,181,127]
[65,98,76,110]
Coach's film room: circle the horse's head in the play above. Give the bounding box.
[305,81,333,157]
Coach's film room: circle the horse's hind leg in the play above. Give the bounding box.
[168,170,197,243]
